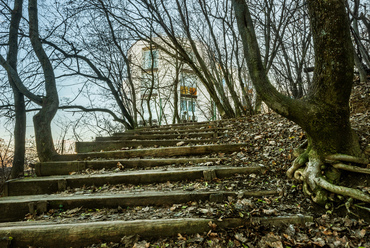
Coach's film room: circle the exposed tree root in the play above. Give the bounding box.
[287,143,311,179]
[303,151,322,192]
[332,163,370,174]
[287,153,308,179]
[293,168,305,181]
[287,148,370,205]
[326,154,369,165]
[302,182,312,196]
[311,188,328,206]
[315,177,370,203]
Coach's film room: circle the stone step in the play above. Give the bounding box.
[0,216,313,248]
[4,166,262,196]
[34,157,224,176]
[51,144,247,162]
[75,138,217,153]
[0,189,279,222]
[95,132,217,141]
[115,128,227,136]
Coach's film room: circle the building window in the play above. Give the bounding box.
[181,99,187,112]
[180,73,197,96]
[143,50,158,69]
[180,97,197,122]
[189,100,196,113]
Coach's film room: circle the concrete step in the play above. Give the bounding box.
[4,166,262,196]
[142,117,242,128]
[115,128,227,136]
[126,123,221,132]
[75,138,217,153]
[34,157,224,176]
[0,189,279,222]
[95,132,217,141]
[0,216,313,248]
[51,144,247,162]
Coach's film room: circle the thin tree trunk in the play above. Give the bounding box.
[29,0,59,162]
[172,64,180,124]
[8,0,25,178]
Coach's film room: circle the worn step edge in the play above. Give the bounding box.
[75,138,217,153]
[114,128,227,136]
[96,132,216,141]
[5,166,263,196]
[143,117,243,128]
[0,216,313,248]
[130,121,222,130]
[133,121,221,130]
[34,157,225,176]
[0,190,280,222]
[125,123,221,132]
[52,144,247,162]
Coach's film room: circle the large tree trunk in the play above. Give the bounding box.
[299,0,361,157]
[8,0,26,178]
[234,0,369,205]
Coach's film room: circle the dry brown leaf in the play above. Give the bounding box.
[208,221,217,230]
[177,233,186,241]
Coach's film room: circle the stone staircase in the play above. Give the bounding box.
[0,120,312,247]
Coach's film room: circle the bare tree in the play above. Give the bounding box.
[349,0,370,83]
[0,0,60,162]
[39,0,136,130]
[234,0,369,204]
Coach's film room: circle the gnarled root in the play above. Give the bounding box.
[332,163,370,175]
[287,153,309,178]
[294,168,305,181]
[309,152,370,203]
[312,189,328,206]
[302,182,312,196]
[289,149,370,205]
[287,142,311,178]
[326,154,369,165]
[315,177,370,203]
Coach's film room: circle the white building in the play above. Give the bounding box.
[128,39,216,126]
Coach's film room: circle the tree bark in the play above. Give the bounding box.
[172,57,181,124]
[29,0,59,162]
[302,0,360,156]
[7,0,26,178]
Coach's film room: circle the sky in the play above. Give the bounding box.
[0,77,101,145]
